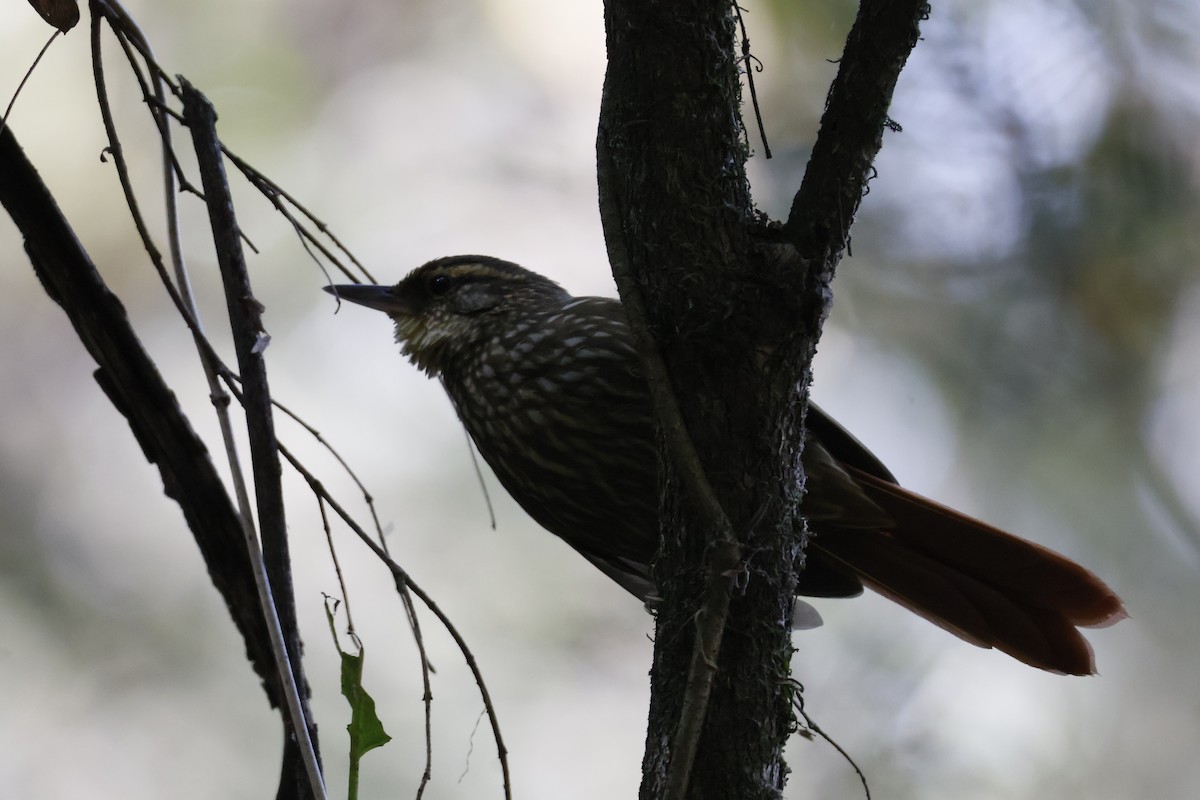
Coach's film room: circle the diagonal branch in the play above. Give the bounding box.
[0,122,278,700]
[181,80,325,800]
[785,0,929,270]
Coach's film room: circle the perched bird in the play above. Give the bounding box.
[325,255,1125,675]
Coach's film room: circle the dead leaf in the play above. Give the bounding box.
[26,0,80,33]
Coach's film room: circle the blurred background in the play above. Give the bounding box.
[2,0,1198,798]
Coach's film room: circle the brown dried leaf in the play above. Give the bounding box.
[26,0,80,33]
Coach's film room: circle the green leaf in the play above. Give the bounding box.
[340,645,392,755]
[325,597,392,799]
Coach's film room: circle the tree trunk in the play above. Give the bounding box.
[599,3,806,797]
[597,1,927,796]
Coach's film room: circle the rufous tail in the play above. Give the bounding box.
[810,468,1126,675]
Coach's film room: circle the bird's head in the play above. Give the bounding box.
[324,255,570,375]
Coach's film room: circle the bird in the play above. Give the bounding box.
[324,255,1125,675]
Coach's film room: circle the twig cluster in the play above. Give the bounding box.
[4,2,513,798]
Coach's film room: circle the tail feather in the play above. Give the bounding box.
[811,469,1126,675]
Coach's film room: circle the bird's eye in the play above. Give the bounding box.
[428,274,452,297]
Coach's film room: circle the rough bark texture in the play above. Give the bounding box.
[599,3,809,798]
[598,1,928,797]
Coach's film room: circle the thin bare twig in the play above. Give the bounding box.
[217,368,441,798]
[94,11,328,795]
[182,78,326,799]
[400,579,436,800]
[788,679,871,800]
[319,498,355,632]
[85,6,501,798]
[733,4,771,159]
[266,393,391,544]
[277,443,513,800]
[0,118,279,702]
[0,29,62,137]
[103,0,264,592]
[225,149,373,283]
[464,430,498,531]
[89,6,193,328]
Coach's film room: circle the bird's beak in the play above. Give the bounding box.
[323,284,411,315]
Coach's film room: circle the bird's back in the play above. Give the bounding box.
[439,295,662,584]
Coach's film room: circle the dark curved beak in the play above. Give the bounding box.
[323,284,409,314]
